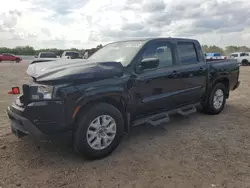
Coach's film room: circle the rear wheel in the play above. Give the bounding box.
[74,103,124,160]
[202,83,227,115]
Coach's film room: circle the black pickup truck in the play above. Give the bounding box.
[7,38,240,159]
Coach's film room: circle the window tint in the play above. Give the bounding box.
[141,42,173,68]
[231,54,238,57]
[240,53,247,57]
[3,53,11,56]
[65,52,79,57]
[177,42,198,64]
[40,52,57,58]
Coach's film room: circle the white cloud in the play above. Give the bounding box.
[0,0,250,49]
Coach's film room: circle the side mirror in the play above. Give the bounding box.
[34,56,38,58]
[139,58,159,71]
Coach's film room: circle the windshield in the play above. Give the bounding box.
[88,40,146,66]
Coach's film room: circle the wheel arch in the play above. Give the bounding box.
[213,77,229,97]
[73,95,130,133]
[204,76,230,103]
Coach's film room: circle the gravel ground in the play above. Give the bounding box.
[0,61,250,188]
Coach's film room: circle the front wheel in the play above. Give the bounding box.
[202,83,227,115]
[74,103,124,160]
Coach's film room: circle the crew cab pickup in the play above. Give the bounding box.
[7,38,240,159]
[230,52,250,65]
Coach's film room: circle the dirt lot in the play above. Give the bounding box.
[0,61,250,188]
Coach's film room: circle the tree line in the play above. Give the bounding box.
[202,45,250,55]
[0,44,103,57]
[0,44,249,56]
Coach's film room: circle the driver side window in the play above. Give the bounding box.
[141,42,174,68]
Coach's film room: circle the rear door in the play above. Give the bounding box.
[175,41,207,105]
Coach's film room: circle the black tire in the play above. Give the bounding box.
[15,58,20,63]
[202,83,227,115]
[241,59,249,66]
[74,103,124,160]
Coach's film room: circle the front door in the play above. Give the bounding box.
[130,40,184,117]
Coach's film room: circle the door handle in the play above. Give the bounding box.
[171,71,180,77]
[200,67,205,71]
[199,67,205,72]
[145,78,152,84]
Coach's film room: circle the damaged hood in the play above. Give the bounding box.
[26,59,124,82]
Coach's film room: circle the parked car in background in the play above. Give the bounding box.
[7,37,240,160]
[31,52,58,65]
[0,53,22,63]
[35,52,57,59]
[61,51,81,59]
[205,52,227,62]
[230,52,250,65]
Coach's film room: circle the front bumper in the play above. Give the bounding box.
[7,106,45,138]
[6,99,68,138]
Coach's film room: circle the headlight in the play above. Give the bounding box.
[31,85,54,100]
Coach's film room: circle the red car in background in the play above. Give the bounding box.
[0,53,22,63]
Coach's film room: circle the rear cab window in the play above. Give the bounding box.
[40,53,57,58]
[177,42,199,65]
[65,52,79,57]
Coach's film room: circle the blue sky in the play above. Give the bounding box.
[0,0,250,49]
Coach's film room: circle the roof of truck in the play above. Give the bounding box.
[112,37,198,42]
[105,37,199,47]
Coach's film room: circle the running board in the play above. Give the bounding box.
[177,106,197,116]
[132,103,200,127]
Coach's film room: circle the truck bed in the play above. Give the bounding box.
[207,59,240,91]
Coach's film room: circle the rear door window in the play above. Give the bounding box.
[177,42,199,65]
[240,53,247,57]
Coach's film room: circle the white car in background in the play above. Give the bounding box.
[230,52,250,65]
[31,52,58,64]
[61,51,81,59]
